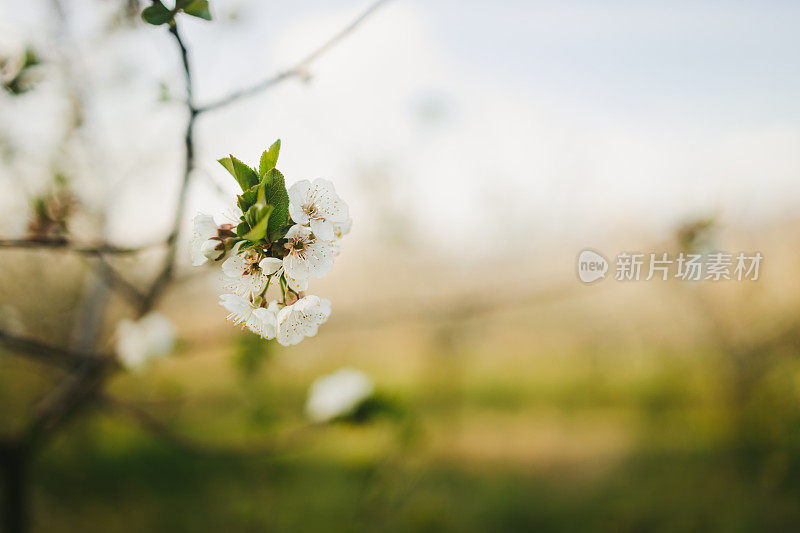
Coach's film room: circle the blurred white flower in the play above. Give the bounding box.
[115,312,176,371]
[276,295,331,346]
[288,179,349,241]
[0,27,25,86]
[190,213,222,266]
[305,368,374,423]
[219,293,279,339]
[282,224,336,283]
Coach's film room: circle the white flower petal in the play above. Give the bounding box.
[190,213,219,266]
[282,252,309,281]
[259,257,282,275]
[305,239,336,279]
[285,273,308,292]
[332,218,352,240]
[276,295,331,346]
[200,239,222,261]
[221,252,246,279]
[310,219,335,241]
[282,224,336,281]
[193,213,217,238]
[190,236,209,266]
[219,293,253,324]
[288,180,312,225]
[247,307,278,339]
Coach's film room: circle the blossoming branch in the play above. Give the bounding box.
[191,140,351,346]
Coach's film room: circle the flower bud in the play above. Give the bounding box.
[201,238,224,261]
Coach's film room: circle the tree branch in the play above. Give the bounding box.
[197,0,392,113]
[24,359,111,448]
[0,329,111,369]
[94,256,147,306]
[139,21,198,314]
[0,238,158,255]
[100,394,319,458]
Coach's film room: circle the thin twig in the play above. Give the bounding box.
[101,394,319,458]
[197,0,392,113]
[14,18,199,454]
[0,238,158,255]
[139,22,198,314]
[24,359,111,448]
[94,256,147,305]
[0,329,110,369]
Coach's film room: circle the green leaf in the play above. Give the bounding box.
[236,221,250,239]
[263,168,289,239]
[218,157,236,178]
[242,204,274,242]
[142,1,173,25]
[259,139,281,177]
[218,155,258,191]
[237,186,258,213]
[238,241,259,252]
[180,0,212,20]
[244,205,259,228]
[268,224,292,243]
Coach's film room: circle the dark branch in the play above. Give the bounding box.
[0,329,111,369]
[101,395,318,457]
[0,238,158,255]
[139,21,198,314]
[95,256,147,306]
[24,359,112,448]
[168,23,195,110]
[197,0,392,113]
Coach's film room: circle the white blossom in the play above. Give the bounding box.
[288,179,349,241]
[219,293,279,339]
[276,295,331,346]
[222,243,271,298]
[305,368,374,423]
[190,213,221,266]
[115,312,176,371]
[282,224,336,283]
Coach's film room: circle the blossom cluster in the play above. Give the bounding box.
[190,140,350,346]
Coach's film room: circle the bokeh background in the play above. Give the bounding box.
[3,0,800,531]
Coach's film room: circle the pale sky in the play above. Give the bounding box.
[1,0,800,256]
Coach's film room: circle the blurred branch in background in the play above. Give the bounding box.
[197,0,393,113]
[0,238,158,255]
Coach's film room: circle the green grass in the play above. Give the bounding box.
[32,430,800,533]
[8,334,800,532]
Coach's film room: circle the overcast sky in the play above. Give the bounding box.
[2,0,800,254]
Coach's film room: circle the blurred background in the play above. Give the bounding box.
[2,0,800,531]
